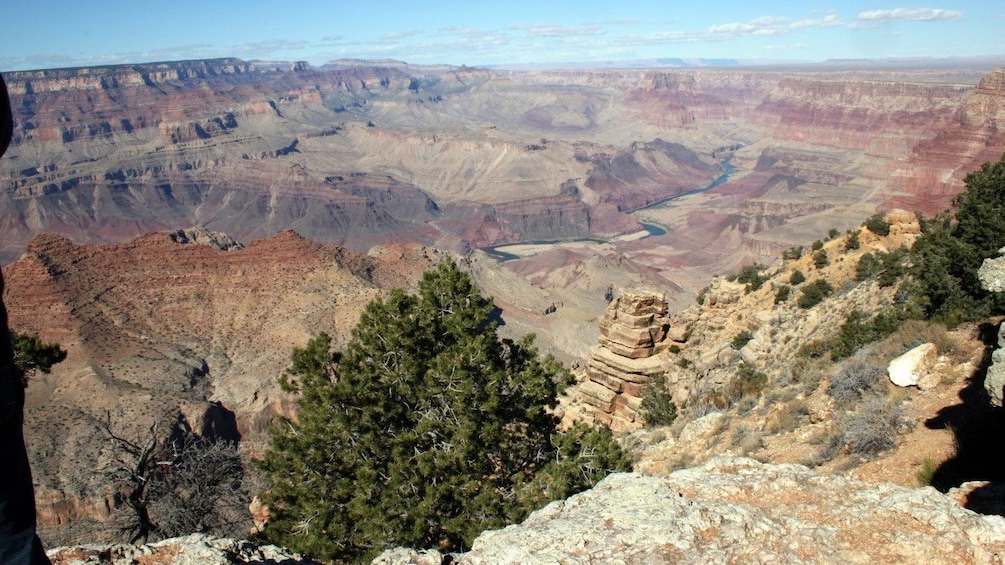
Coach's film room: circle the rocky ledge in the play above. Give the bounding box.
[378,457,1005,564]
[48,533,320,564]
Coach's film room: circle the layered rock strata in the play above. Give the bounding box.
[579,290,674,431]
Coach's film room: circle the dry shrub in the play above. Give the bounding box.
[843,398,901,457]
[827,355,886,406]
[767,400,809,434]
[869,319,960,362]
[811,428,845,465]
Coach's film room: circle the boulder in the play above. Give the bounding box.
[888,343,937,388]
[978,248,1005,293]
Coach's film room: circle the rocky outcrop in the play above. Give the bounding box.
[377,457,1005,564]
[577,290,673,431]
[978,247,1005,292]
[980,247,1005,405]
[48,533,320,565]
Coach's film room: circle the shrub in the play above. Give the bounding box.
[856,253,880,281]
[916,457,938,486]
[829,309,904,360]
[797,339,829,359]
[774,285,791,304]
[783,246,803,261]
[696,286,710,306]
[259,260,632,561]
[797,279,834,309]
[729,263,768,292]
[11,330,67,386]
[789,270,806,285]
[865,213,891,236]
[729,362,768,398]
[641,377,678,427]
[827,356,886,405]
[844,399,900,457]
[668,344,681,354]
[813,249,829,269]
[844,230,861,250]
[731,330,754,350]
[811,240,824,251]
[828,228,841,239]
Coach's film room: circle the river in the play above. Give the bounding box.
[636,159,735,236]
[482,158,735,261]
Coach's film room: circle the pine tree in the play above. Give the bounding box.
[259,259,631,562]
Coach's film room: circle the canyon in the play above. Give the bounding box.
[3,59,1005,301]
[3,57,1005,544]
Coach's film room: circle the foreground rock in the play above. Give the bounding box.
[48,533,320,565]
[980,248,1005,405]
[379,457,1005,564]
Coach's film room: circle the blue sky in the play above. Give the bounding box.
[1,1,1002,71]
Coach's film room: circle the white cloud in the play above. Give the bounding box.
[764,42,808,50]
[857,7,963,21]
[508,24,607,37]
[707,13,843,39]
[381,30,421,41]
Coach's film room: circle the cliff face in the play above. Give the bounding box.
[4,229,440,530]
[886,68,1005,214]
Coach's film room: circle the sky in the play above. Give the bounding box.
[0,1,1002,71]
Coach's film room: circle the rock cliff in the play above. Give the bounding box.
[4,228,440,534]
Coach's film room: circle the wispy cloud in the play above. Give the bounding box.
[857,7,963,22]
[585,19,640,26]
[764,42,808,51]
[381,30,421,41]
[508,24,606,37]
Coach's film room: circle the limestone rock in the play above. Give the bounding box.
[573,289,674,431]
[450,457,1005,564]
[48,533,319,565]
[168,226,245,251]
[978,248,1005,293]
[985,323,1005,406]
[888,343,937,388]
[980,253,1005,406]
[372,548,448,565]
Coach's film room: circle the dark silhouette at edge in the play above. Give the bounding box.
[0,71,51,564]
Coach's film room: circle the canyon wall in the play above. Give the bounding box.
[2,60,1004,288]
